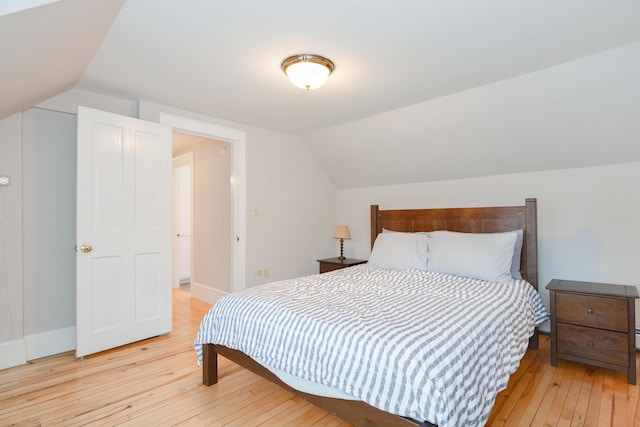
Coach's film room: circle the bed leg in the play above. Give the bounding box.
[529,328,539,349]
[202,344,218,386]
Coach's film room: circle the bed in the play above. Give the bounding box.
[194,198,548,427]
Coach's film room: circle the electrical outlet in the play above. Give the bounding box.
[255,268,269,278]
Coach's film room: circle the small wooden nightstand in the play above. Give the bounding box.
[317,257,367,274]
[546,279,639,384]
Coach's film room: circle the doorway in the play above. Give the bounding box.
[172,151,193,292]
[160,113,246,304]
[173,132,233,300]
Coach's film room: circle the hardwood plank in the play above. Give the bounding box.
[285,405,339,426]
[584,367,605,427]
[529,362,569,426]
[543,361,579,426]
[221,387,299,426]
[1,290,639,427]
[629,376,640,427]
[612,371,630,427]
[572,366,597,426]
[557,362,586,426]
[597,369,617,427]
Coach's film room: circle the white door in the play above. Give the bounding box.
[172,153,193,288]
[76,106,172,358]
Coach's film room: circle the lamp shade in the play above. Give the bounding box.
[332,225,351,240]
[282,54,334,90]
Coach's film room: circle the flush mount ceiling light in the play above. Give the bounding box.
[281,54,334,90]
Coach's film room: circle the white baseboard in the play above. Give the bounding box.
[25,326,76,360]
[0,339,26,370]
[191,281,227,305]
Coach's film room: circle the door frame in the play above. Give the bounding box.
[159,113,246,295]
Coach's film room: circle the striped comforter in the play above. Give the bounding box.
[194,265,549,427]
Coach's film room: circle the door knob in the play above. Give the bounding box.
[80,244,93,253]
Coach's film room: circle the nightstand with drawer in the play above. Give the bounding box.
[546,279,639,384]
[317,257,367,274]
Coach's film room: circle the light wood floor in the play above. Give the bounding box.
[1,289,639,426]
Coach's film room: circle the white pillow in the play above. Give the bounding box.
[427,230,517,282]
[511,229,523,280]
[368,232,429,271]
[384,228,523,278]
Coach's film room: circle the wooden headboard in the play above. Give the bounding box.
[370,198,538,290]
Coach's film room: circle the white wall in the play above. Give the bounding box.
[21,108,77,359]
[190,140,232,300]
[337,161,640,331]
[245,127,338,283]
[22,109,77,333]
[0,113,25,370]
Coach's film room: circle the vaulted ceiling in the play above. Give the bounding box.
[2,0,640,188]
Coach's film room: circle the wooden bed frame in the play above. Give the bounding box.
[202,198,539,427]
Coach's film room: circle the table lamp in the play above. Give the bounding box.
[332,225,351,260]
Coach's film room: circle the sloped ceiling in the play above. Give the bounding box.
[2,0,640,188]
[0,0,126,119]
[304,42,640,188]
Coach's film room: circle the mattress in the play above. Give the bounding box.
[194,265,548,427]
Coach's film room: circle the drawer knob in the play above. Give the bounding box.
[587,340,594,348]
[586,308,593,315]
